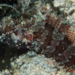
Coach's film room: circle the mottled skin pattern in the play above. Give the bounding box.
[0,14,75,71]
[42,15,75,67]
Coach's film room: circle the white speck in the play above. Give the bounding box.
[58,53,62,56]
[0,36,2,39]
[10,62,14,67]
[14,40,17,43]
[27,46,30,48]
[47,46,50,48]
[40,42,44,44]
[2,33,5,37]
[2,60,5,63]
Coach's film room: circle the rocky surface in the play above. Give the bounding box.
[0,52,75,75]
[0,0,75,75]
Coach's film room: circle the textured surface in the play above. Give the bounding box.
[0,53,74,75]
[0,0,75,74]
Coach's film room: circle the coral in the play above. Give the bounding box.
[0,12,75,68]
[53,0,74,14]
[53,0,75,26]
[0,54,68,75]
[0,0,75,72]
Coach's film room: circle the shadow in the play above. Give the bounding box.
[0,42,28,71]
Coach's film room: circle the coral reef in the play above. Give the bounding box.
[0,53,75,75]
[53,0,75,25]
[0,0,75,74]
